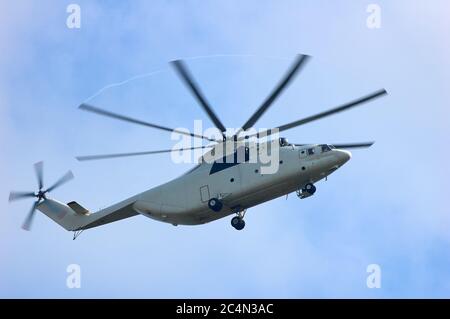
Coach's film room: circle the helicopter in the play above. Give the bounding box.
[8,54,387,236]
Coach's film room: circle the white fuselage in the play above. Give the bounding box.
[132,142,351,226]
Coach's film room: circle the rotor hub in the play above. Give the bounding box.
[36,190,47,200]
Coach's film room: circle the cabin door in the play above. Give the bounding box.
[200,185,210,203]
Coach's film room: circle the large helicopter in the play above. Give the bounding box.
[9,55,387,235]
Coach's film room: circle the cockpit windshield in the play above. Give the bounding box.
[303,144,334,156]
[279,137,289,147]
[320,144,332,152]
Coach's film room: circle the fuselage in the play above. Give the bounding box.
[132,141,351,226]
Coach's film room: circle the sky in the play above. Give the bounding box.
[0,0,449,298]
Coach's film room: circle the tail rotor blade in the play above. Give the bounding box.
[22,201,38,231]
[8,191,36,202]
[46,171,74,193]
[34,161,44,190]
[9,191,36,202]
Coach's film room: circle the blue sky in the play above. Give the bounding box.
[1,0,449,298]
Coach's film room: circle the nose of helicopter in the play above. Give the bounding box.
[334,149,352,166]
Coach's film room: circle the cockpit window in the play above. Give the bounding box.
[279,137,289,147]
[307,148,315,155]
[321,144,332,152]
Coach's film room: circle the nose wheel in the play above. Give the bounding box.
[297,183,316,199]
[231,209,246,230]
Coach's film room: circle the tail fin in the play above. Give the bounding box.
[37,198,139,231]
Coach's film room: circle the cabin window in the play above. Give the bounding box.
[307,148,315,155]
[209,146,250,175]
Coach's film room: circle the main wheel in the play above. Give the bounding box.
[304,183,316,195]
[208,197,223,212]
[231,217,245,230]
[231,216,240,227]
[236,219,245,230]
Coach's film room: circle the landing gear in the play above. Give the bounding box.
[231,209,246,230]
[297,183,316,199]
[231,216,245,230]
[208,197,223,212]
[305,183,316,194]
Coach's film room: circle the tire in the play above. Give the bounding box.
[231,216,241,228]
[208,197,223,212]
[235,219,245,230]
[305,183,316,194]
[231,217,245,230]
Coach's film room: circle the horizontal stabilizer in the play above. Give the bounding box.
[67,201,90,215]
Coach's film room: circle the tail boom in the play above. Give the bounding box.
[37,198,139,231]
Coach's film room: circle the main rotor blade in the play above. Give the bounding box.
[245,89,387,139]
[240,54,310,132]
[34,161,44,190]
[76,146,214,161]
[79,104,217,142]
[22,201,38,231]
[46,171,74,193]
[278,89,387,132]
[294,141,375,149]
[171,60,227,136]
[9,191,35,202]
[332,142,375,149]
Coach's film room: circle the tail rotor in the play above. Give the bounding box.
[8,161,74,231]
